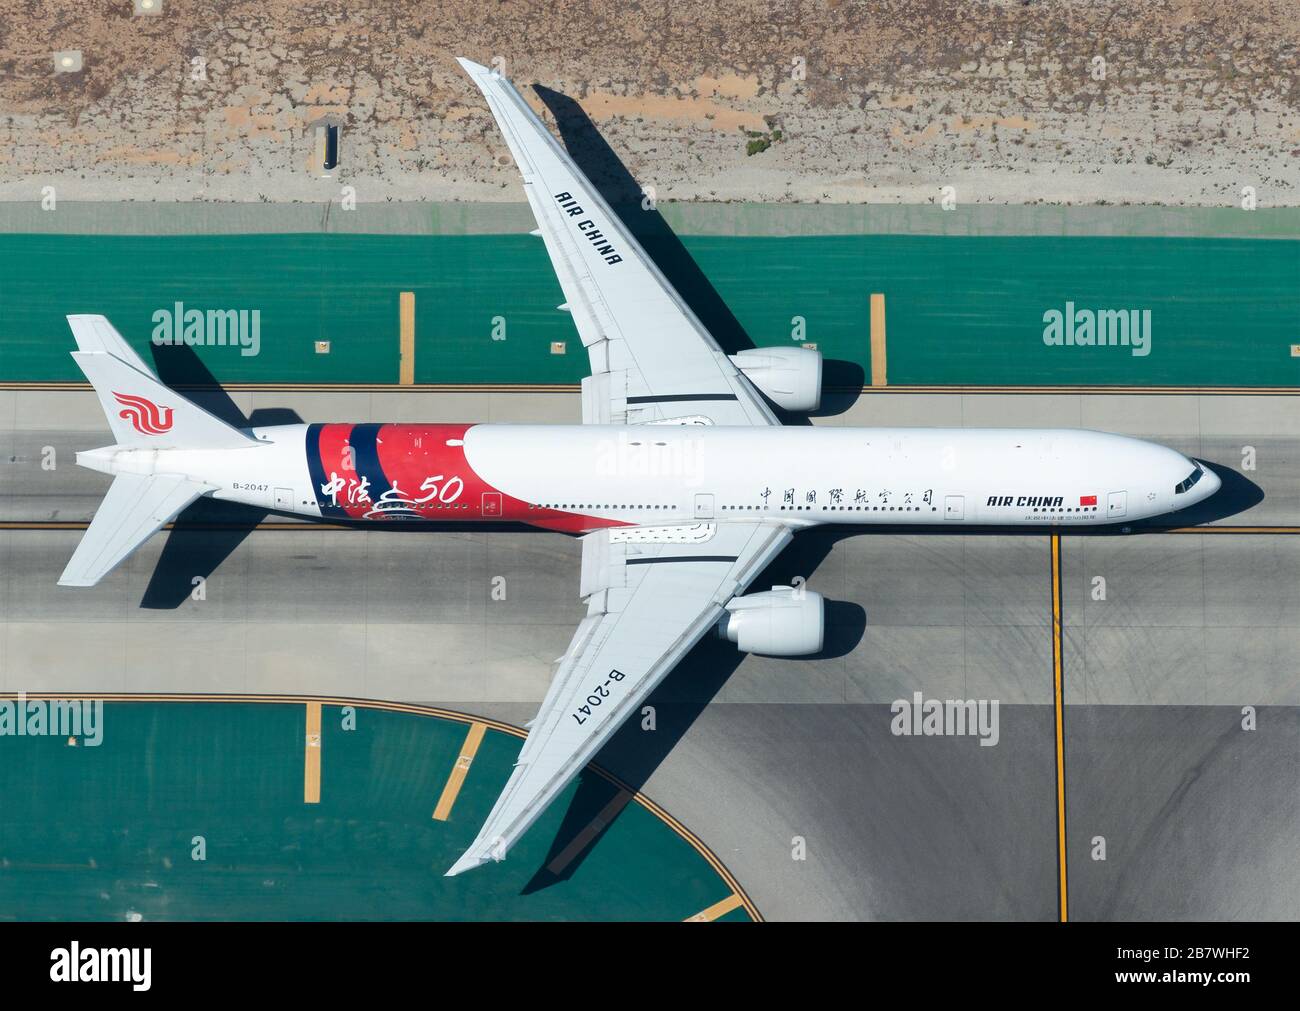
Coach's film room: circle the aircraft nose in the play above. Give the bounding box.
[1198,462,1222,500]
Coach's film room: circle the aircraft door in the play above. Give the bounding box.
[481,492,503,518]
[944,495,965,521]
[1107,491,1127,519]
[694,493,715,519]
[274,487,295,511]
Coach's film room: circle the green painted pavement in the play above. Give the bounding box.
[0,702,747,921]
[0,233,1295,387]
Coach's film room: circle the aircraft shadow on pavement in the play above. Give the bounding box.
[142,344,301,608]
[518,459,1262,889]
[140,501,268,609]
[533,85,864,422]
[522,529,863,893]
[1135,459,1263,529]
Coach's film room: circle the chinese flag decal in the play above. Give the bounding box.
[1080,495,1098,506]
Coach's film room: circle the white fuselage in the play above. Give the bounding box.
[77,423,1221,530]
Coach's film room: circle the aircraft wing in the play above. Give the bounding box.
[457,57,780,427]
[58,472,214,587]
[446,519,793,875]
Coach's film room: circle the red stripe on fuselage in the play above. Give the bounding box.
[316,423,370,519]
[314,423,626,532]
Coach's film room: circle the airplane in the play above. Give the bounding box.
[58,57,1222,876]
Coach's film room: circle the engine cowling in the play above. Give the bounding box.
[729,346,822,412]
[716,586,825,656]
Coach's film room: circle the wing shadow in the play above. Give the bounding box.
[520,529,857,893]
[533,84,862,420]
[519,458,1265,890]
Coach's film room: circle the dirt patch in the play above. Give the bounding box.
[0,0,1296,205]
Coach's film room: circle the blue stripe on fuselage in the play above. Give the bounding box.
[305,422,347,519]
[349,423,397,507]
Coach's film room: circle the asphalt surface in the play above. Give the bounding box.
[1,388,1296,920]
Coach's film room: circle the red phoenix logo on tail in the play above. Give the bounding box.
[112,392,174,435]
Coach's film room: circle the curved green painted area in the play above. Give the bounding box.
[0,232,1295,387]
[0,701,748,921]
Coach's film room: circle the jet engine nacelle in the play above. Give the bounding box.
[716,586,825,657]
[729,347,822,412]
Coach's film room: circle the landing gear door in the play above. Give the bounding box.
[944,495,964,521]
[1107,491,1127,519]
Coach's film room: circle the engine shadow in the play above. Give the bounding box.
[813,360,869,418]
[533,84,862,421]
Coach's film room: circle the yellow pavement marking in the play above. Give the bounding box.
[546,788,633,874]
[1050,534,1068,922]
[304,701,322,804]
[399,291,415,385]
[432,721,486,821]
[685,893,744,922]
[869,292,887,387]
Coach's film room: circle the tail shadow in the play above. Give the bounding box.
[521,528,859,892]
[140,343,301,609]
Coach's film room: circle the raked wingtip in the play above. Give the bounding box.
[444,850,490,877]
[455,56,490,77]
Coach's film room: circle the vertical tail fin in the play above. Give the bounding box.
[66,314,254,449]
[59,315,252,587]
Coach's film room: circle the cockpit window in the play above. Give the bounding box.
[1174,462,1204,495]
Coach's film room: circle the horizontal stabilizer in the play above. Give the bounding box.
[58,472,212,587]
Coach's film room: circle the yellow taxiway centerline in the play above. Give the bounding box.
[304,701,322,804]
[1050,534,1068,922]
[433,721,487,821]
[685,893,744,922]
